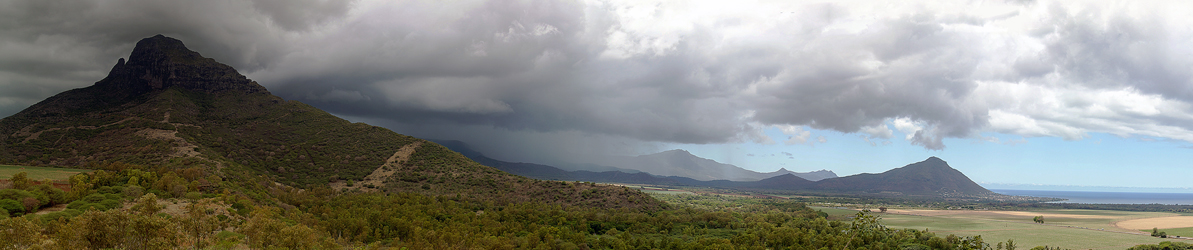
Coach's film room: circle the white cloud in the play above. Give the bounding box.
[860,123,893,139]
[778,125,813,145]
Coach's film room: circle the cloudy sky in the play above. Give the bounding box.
[2,0,1192,190]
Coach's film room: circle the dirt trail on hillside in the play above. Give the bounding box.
[135,128,201,158]
[331,141,422,192]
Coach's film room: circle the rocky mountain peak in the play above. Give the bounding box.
[99,34,267,95]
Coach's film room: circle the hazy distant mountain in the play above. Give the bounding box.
[768,168,838,182]
[588,149,837,181]
[436,141,989,197]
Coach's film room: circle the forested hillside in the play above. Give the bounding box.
[0,35,660,210]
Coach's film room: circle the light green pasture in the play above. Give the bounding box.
[0,165,91,180]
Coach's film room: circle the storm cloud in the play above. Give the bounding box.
[3,0,1193,162]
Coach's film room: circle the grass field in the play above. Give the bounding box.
[0,165,91,180]
[813,206,1181,249]
[613,184,697,195]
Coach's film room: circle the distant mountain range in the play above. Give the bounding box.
[436,140,836,182]
[436,140,993,196]
[589,149,838,181]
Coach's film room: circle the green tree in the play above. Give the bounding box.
[10,172,30,190]
[240,208,321,249]
[67,174,93,201]
[180,200,220,249]
[0,216,44,249]
[130,193,163,216]
[52,209,181,250]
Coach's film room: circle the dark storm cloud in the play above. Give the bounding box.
[255,0,755,144]
[250,0,356,31]
[3,0,1193,156]
[0,0,342,116]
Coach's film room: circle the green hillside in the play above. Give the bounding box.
[0,35,660,210]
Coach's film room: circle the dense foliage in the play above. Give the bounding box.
[1,164,1020,250]
[1128,241,1193,250]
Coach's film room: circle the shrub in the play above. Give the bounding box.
[82,193,106,203]
[103,193,123,201]
[97,185,123,194]
[29,184,68,205]
[21,197,40,213]
[41,211,74,223]
[67,200,90,210]
[0,199,25,216]
[123,185,144,198]
[0,189,35,201]
[100,199,123,210]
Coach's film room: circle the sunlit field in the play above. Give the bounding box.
[813,206,1183,249]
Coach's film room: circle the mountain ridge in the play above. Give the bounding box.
[434,140,837,182]
[435,140,991,196]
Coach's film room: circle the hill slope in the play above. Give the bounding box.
[0,35,662,210]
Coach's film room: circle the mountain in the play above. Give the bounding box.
[769,168,838,182]
[584,149,837,181]
[434,140,833,182]
[0,35,663,210]
[814,157,992,195]
[434,141,988,197]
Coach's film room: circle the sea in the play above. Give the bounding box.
[991,189,1193,205]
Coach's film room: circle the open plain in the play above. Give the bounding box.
[814,207,1190,249]
[1117,215,1193,230]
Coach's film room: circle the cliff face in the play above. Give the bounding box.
[8,35,269,120]
[100,34,266,94]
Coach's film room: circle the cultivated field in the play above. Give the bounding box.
[1118,216,1193,230]
[0,165,91,180]
[813,207,1188,249]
